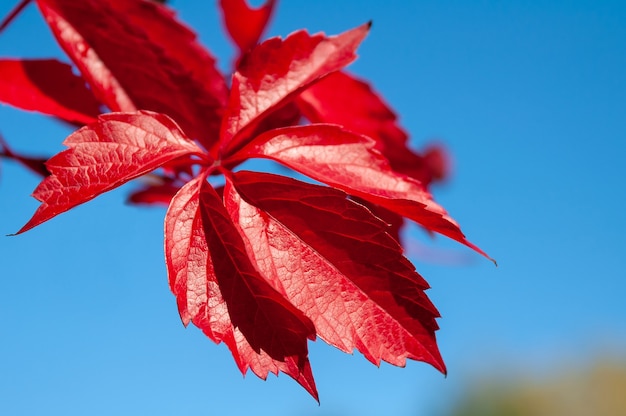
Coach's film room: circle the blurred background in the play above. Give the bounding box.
[1,0,625,415]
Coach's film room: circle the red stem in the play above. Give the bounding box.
[0,0,33,34]
[0,132,11,156]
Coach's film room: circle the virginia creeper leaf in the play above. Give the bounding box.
[36,0,228,150]
[164,175,317,396]
[226,171,445,371]
[0,58,100,124]
[238,124,491,260]
[17,111,204,234]
[219,0,276,55]
[220,22,371,155]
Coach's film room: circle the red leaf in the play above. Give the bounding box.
[225,171,445,371]
[164,175,317,398]
[0,58,100,124]
[297,70,446,185]
[422,143,450,183]
[237,124,492,260]
[219,0,276,55]
[36,0,134,113]
[17,111,204,234]
[219,22,371,156]
[126,181,181,206]
[0,133,49,177]
[372,140,451,187]
[36,0,228,150]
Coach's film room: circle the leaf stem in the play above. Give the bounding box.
[0,0,33,35]
[0,131,11,156]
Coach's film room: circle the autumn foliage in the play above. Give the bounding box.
[0,0,491,400]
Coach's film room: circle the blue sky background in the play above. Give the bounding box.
[1,0,625,415]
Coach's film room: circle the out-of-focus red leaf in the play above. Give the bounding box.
[0,133,49,177]
[377,140,451,187]
[36,0,228,150]
[127,180,181,206]
[246,101,303,140]
[298,71,407,147]
[36,0,134,113]
[0,58,100,124]
[238,124,492,260]
[219,22,371,156]
[17,111,204,234]
[164,175,317,398]
[221,102,302,172]
[297,70,446,186]
[0,152,49,178]
[423,143,450,183]
[226,171,445,371]
[219,0,276,55]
